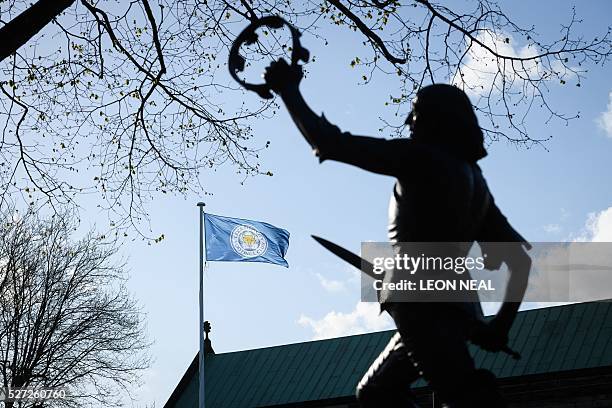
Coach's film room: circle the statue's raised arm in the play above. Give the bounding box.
[264,59,442,178]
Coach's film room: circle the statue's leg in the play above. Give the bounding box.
[388,304,506,408]
[356,331,421,407]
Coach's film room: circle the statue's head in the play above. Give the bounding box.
[406,84,487,162]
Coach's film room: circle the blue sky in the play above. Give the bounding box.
[85,1,612,405]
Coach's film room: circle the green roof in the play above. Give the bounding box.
[165,301,612,408]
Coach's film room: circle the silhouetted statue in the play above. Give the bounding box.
[264,59,531,407]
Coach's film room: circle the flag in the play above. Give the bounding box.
[204,213,290,267]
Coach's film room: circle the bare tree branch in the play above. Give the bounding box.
[0,0,76,62]
[327,0,407,64]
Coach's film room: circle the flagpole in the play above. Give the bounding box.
[197,202,206,408]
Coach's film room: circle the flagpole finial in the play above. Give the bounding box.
[204,321,211,338]
[203,321,215,355]
[197,202,205,207]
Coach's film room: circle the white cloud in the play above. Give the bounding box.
[314,266,361,293]
[575,206,612,242]
[597,91,612,138]
[453,31,539,96]
[530,207,612,304]
[560,207,570,221]
[315,272,346,292]
[454,30,576,97]
[543,223,561,234]
[298,302,393,340]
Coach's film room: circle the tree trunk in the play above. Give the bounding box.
[0,0,76,62]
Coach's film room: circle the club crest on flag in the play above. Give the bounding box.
[231,225,268,258]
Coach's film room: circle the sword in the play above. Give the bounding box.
[311,234,521,360]
[311,235,377,279]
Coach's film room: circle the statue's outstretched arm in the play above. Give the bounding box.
[265,59,425,177]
